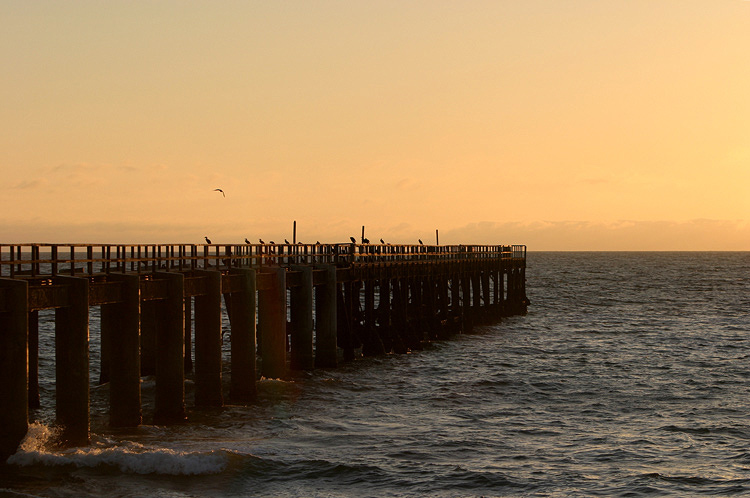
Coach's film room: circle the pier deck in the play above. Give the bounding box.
[0,242,528,461]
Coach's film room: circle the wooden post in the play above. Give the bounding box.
[54,276,90,447]
[362,276,384,356]
[392,278,409,354]
[193,270,223,407]
[341,280,356,361]
[140,299,157,376]
[378,277,392,353]
[406,277,423,350]
[153,272,186,424]
[258,268,286,379]
[229,268,257,402]
[290,265,314,370]
[99,301,111,385]
[184,296,193,373]
[451,273,461,332]
[314,265,338,368]
[0,279,28,461]
[28,309,40,409]
[102,273,142,427]
[462,273,473,333]
[481,269,491,322]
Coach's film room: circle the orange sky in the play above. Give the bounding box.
[2,1,749,250]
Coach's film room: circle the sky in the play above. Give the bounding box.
[2,1,749,250]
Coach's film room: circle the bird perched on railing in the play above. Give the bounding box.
[418,239,423,245]
[245,238,250,244]
[259,239,264,244]
[285,239,290,244]
[380,238,385,244]
[350,237,356,243]
[205,236,212,244]
[363,238,370,244]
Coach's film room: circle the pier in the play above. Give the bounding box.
[0,242,528,461]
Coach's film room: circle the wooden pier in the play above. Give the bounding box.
[0,242,528,461]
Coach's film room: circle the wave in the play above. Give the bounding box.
[6,423,230,475]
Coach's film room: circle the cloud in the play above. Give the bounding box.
[12,179,47,190]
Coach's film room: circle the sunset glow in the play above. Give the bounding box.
[2,1,748,249]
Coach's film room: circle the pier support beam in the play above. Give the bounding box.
[362,276,384,356]
[0,279,28,461]
[28,310,40,409]
[392,279,409,354]
[462,274,473,333]
[290,265,314,370]
[378,278,393,353]
[102,274,142,427]
[314,265,338,368]
[54,276,90,447]
[450,273,461,333]
[229,268,257,402]
[140,300,157,376]
[194,270,223,407]
[153,272,186,425]
[259,268,287,379]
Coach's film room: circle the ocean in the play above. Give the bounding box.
[2,252,749,497]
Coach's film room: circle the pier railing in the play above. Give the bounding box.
[0,243,526,279]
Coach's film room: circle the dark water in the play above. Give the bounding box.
[3,252,749,497]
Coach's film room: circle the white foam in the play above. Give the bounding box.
[7,423,228,475]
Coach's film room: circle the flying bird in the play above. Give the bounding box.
[245,238,250,244]
[214,188,225,197]
[205,236,212,244]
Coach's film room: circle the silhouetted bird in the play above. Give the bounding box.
[213,188,225,197]
[269,241,275,244]
[380,238,385,244]
[245,238,250,244]
[205,236,212,244]
[363,238,370,244]
[285,239,290,244]
[316,241,321,245]
[418,239,423,245]
[259,239,265,244]
[350,237,356,243]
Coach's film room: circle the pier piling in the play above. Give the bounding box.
[102,273,142,427]
[290,265,314,371]
[258,267,287,379]
[152,272,186,424]
[54,276,90,447]
[0,279,28,461]
[193,270,223,407]
[229,268,257,402]
[314,265,338,368]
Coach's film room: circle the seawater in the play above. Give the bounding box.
[2,252,749,497]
